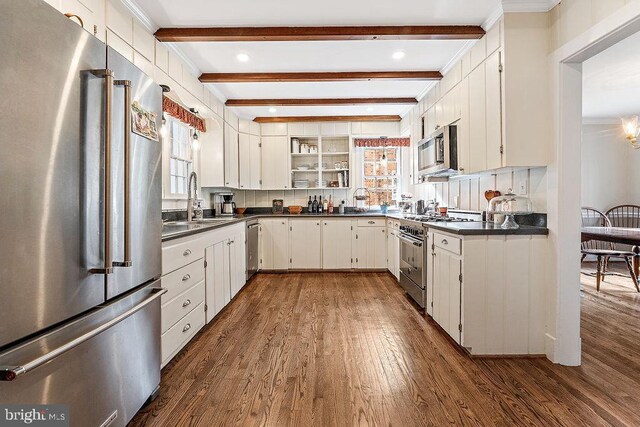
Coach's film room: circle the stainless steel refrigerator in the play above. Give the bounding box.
[0,1,164,426]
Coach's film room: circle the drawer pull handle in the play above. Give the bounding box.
[183,249,192,257]
[441,239,448,245]
[182,323,191,333]
[182,299,191,308]
[182,274,191,282]
[368,220,375,224]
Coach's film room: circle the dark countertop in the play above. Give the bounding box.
[423,221,549,236]
[163,212,548,241]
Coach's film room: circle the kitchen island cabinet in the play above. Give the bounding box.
[426,229,546,356]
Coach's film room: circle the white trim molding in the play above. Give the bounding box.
[118,0,157,32]
[502,0,561,13]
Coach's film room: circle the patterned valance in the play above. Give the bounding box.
[162,96,206,132]
[354,137,410,148]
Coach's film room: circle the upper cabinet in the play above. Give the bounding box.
[48,0,106,41]
[224,123,239,188]
[415,14,549,177]
[261,136,290,190]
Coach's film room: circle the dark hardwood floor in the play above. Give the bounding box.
[129,267,640,426]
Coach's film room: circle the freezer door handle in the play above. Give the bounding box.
[89,69,115,275]
[0,287,167,381]
[112,79,133,268]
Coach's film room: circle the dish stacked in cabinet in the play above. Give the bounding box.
[160,237,207,367]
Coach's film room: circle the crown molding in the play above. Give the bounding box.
[501,0,560,13]
[483,5,504,30]
[118,0,157,32]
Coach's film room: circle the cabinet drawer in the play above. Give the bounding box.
[161,302,205,365]
[162,259,205,303]
[161,281,205,333]
[433,232,462,255]
[358,218,385,227]
[162,236,206,274]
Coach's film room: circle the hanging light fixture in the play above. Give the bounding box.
[380,136,389,171]
[621,116,640,149]
[192,129,200,151]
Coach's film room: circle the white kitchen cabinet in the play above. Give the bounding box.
[427,229,547,355]
[260,219,289,270]
[354,226,387,269]
[322,219,353,269]
[250,135,262,189]
[204,223,246,323]
[261,123,288,136]
[468,63,487,173]
[289,220,322,269]
[261,136,289,189]
[229,228,246,298]
[432,242,462,344]
[58,0,105,41]
[224,123,239,188]
[238,133,251,189]
[205,240,230,322]
[456,78,470,174]
[200,116,225,187]
[386,220,400,280]
[485,50,503,171]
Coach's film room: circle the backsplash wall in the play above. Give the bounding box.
[164,167,547,213]
[408,167,548,213]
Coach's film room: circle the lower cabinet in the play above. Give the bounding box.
[258,217,388,270]
[431,241,462,344]
[260,218,290,270]
[289,219,322,269]
[354,225,387,269]
[161,223,246,367]
[322,219,353,269]
[386,220,400,280]
[427,230,547,355]
[205,223,246,323]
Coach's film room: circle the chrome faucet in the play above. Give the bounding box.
[187,171,198,222]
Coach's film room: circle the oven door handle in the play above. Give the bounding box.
[399,234,423,247]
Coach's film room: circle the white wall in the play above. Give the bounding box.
[581,123,640,211]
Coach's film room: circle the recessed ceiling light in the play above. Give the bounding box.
[269,107,277,113]
[366,107,374,112]
[392,51,406,60]
[236,53,250,62]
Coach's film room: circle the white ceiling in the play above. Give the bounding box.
[134,0,500,27]
[583,30,640,120]
[132,0,502,119]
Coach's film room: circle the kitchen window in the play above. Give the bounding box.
[167,118,193,196]
[360,147,401,207]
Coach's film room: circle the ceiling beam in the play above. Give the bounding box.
[155,25,485,42]
[253,115,401,123]
[200,71,441,83]
[226,98,418,106]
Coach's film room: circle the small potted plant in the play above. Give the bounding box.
[380,201,390,214]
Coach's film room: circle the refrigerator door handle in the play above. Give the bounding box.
[0,287,167,382]
[113,79,132,268]
[89,69,115,275]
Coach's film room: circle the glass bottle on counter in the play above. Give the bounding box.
[328,195,334,214]
[307,196,313,213]
[323,196,328,213]
[317,196,324,214]
[312,196,318,214]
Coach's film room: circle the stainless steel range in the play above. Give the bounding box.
[398,221,427,308]
[398,210,484,309]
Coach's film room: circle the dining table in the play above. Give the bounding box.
[581,226,640,278]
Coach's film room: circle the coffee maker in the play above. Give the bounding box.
[213,192,236,216]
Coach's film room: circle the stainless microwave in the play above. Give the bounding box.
[417,125,458,178]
